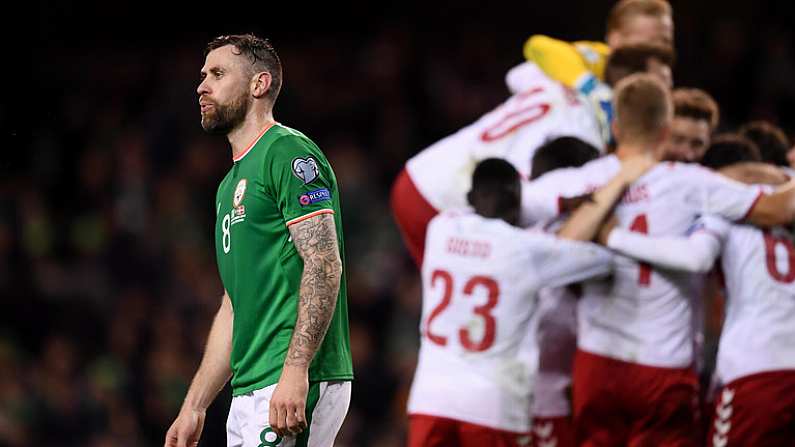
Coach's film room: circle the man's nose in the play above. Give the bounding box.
[197,79,210,96]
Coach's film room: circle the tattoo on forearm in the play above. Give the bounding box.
[285,213,343,368]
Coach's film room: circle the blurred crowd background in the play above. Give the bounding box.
[4,1,795,445]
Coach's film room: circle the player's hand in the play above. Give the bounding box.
[269,365,309,437]
[597,215,618,245]
[619,154,657,184]
[164,407,206,447]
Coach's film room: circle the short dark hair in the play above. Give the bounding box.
[672,88,719,131]
[738,120,791,167]
[530,137,600,180]
[206,33,283,103]
[468,159,520,216]
[604,44,676,87]
[699,134,761,170]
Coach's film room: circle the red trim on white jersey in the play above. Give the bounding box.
[740,191,764,221]
[233,122,277,162]
[286,209,335,227]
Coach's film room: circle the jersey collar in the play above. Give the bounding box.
[233,122,278,163]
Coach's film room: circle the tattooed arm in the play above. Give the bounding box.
[269,212,343,436]
[286,212,343,366]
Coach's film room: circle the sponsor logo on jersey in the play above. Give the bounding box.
[298,188,331,206]
[292,156,319,184]
[233,178,248,207]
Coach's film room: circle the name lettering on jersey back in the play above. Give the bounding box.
[446,237,491,259]
[622,184,649,205]
[589,182,649,204]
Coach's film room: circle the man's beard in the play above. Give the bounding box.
[201,91,249,135]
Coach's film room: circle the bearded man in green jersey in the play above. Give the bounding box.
[165,34,353,447]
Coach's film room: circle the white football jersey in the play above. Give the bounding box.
[405,70,603,212]
[698,215,795,383]
[523,155,763,367]
[407,209,612,432]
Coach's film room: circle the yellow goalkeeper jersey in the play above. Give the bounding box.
[523,35,610,93]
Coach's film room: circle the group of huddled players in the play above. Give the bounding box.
[390,1,795,446]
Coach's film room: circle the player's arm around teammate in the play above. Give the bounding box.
[269,213,343,438]
[165,291,234,447]
[557,153,656,241]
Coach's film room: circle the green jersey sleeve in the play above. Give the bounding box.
[264,134,338,226]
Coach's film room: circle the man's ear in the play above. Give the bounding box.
[251,71,273,99]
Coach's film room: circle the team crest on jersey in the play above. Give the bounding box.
[292,156,319,184]
[233,179,247,207]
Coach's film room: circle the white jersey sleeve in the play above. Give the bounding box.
[505,62,547,94]
[520,175,565,226]
[684,164,763,221]
[526,231,613,287]
[520,155,621,226]
[606,219,724,273]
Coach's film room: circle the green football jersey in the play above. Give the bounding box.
[214,123,353,396]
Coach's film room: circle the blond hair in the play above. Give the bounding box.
[607,0,672,34]
[613,73,672,144]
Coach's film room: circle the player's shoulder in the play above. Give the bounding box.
[582,154,619,170]
[266,125,327,162]
[427,209,474,243]
[269,124,315,148]
[432,209,525,235]
[645,161,716,186]
[657,161,712,176]
[430,208,476,227]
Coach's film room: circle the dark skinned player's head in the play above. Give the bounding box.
[530,137,601,180]
[467,159,521,226]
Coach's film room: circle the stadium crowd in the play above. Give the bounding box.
[4,1,795,446]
